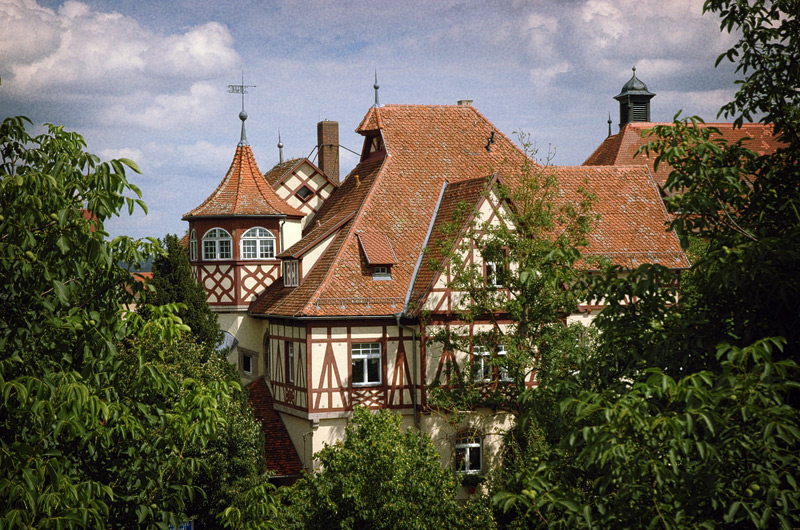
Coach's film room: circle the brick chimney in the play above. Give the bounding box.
[317,120,339,182]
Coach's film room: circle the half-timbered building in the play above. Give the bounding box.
[183,93,691,482]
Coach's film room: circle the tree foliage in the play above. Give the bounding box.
[495,1,800,528]
[144,234,221,346]
[427,142,598,413]
[119,336,276,530]
[0,117,278,528]
[280,407,495,530]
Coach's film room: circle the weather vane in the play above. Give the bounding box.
[228,73,256,146]
[227,72,256,113]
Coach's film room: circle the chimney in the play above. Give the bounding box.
[457,99,473,106]
[317,120,339,182]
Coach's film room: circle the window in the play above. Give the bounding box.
[241,227,275,259]
[474,345,511,382]
[203,228,232,260]
[286,342,294,384]
[242,354,252,374]
[473,346,491,382]
[497,344,511,381]
[352,343,381,386]
[455,435,482,474]
[372,265,391,280]
[296,186,313,201]
[189,229,197,261]
[283,260,299,287]
[486,261,503,287]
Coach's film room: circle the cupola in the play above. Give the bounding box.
[614,67,655,129]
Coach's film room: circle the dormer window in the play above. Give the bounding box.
[283,259,299,287]
[357,232,397,281]
[369,136,384,154]
[372,265,392,280]
[203,228,232,260]
[296,186,313,202]
[241,227,275,259]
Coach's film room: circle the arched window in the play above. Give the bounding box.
[202,228,232,260]
[241,227,276,259]
[189,229,197,261]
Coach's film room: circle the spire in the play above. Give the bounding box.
[373,69,380,108]
[608,112,613,137]
[227,73,256,146]
[278,130,284,164]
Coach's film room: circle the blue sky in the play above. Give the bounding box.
[1,0,739,240]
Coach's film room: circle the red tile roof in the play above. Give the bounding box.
[183,145,303,219]
[357,232,397,265]
[583,122,784,187]
[409,175,491,305]
[250,104,687,319]
[246,377,303,477]
[553,165,689,269]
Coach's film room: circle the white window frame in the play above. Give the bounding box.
[474,344,511,382]
[486,261,503,287]
[202,228,232,260]
[497,344,511,382]
[283,260,299,287]
[473,346,491,382]
[352,343,381,386]
[241,227,276,260]
[189,229,197,261]
[455,435,482,474]
[372,265,391,280]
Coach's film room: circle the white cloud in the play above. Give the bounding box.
[0,0,61,65]
[107,82,223,130]
[98,146,143,162]
[1,1,239,98]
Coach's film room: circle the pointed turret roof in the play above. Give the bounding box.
[183,144,303,219]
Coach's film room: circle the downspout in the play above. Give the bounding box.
[395,180,448,432]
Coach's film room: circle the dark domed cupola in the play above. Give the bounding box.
[614,67,655,129]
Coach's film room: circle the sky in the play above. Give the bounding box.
[0,0,740,240]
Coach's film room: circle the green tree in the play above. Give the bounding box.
[495,1,800,528]
[280,407,495,530]
[424,143,598,526]
[427,142,597,410]
[0,117,278,528]
[119,335,276,530]
[144,233,220,346]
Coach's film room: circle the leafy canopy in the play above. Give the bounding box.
[0,117,278,529]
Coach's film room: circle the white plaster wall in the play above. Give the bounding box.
[281,219,303,252]
[301,232,336,278]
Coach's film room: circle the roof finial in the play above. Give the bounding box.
[278,130,284,164]
[608,112,613,137]
[373,69,380,108]
[228,72,256,146]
